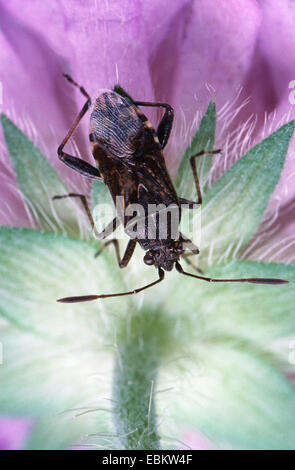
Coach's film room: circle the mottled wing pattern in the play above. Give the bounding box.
[90,91,156,159]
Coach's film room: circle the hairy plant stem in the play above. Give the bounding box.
[112,310,164,450]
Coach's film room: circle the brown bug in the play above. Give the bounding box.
[54,74,288,302]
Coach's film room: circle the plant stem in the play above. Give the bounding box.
[112,310,162,450]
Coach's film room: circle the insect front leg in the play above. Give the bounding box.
[179,232,203,273]
[134,100,174,149]
[58,74,101,179]
[180,232,199,255]
[95,239,136,268]
[181,253,204,274]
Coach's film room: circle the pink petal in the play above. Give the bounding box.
[0,1,155,225]
[180,430,214,450]
[162,0,262,169]
[257,0,295,219]
[242,0,295,260]
[0,4,88,225]
[0,417,32,450]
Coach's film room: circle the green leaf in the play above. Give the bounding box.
[156,257,295,449]
[0,317,113,449]
[0,320,112,418]
[0,226,127,340]
[91,179,113,212]
[26,412,112,450]
[176,101,216,199]
[1,114,83,236]
[162,343,295,449]
[91,179,117,237]
[198,120,295,266]
[163,260,295,344]
[0,226,130,423]
[26,412,111,450]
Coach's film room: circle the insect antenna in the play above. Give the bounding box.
[57,268,165,303]
[175,262,288,285]
[63,73,90,100]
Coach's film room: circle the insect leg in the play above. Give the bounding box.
[95,217,121,240]
[175,262,288,285]
[188,149,222,204]
[52,193,119,240]
[179,232,199,254]
[179,232,203,272]
[95,239,136,268]
[178,198,200,209]
[52,193,95,230]
[57,267,165,302]
[58,74,101,179]
[179,149,222,207]
[134,101,174,149]
[181,253,204,274]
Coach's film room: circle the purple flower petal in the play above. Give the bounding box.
[164,0,262,167]
[241,0,295,260]
[0,0,156,224]
[180,430,214,450]
[0,3,87,224]
[257,0,295,222]
[0,4,83,166]
[0,417,32,450]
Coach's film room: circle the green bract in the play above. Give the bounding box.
[176,101,216,199]
[1,108,295,450]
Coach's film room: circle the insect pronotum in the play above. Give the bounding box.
[53,74,288,302]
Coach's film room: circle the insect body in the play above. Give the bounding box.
[54,74,287,302]
[91,90,183,272]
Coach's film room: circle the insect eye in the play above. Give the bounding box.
[174,242,183,253]
[144,253,155,265]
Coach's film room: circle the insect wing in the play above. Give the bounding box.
[90,91,145,159]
